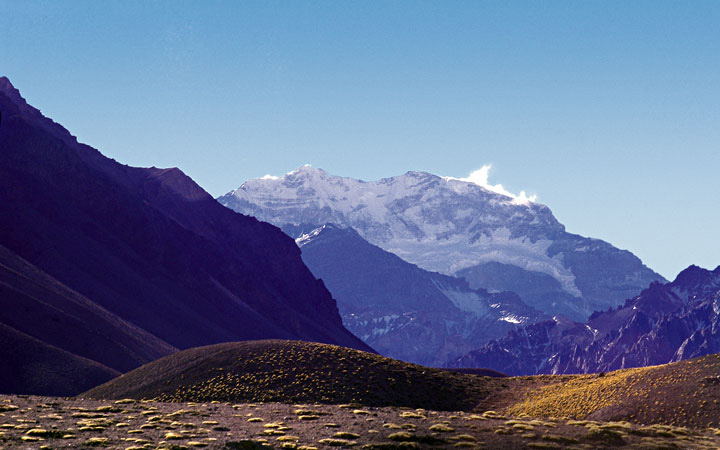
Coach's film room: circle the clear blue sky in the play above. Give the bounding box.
[2,1,718,279]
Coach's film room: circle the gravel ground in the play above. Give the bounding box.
[1,395,719,450]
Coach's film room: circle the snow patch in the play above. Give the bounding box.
[295,225,326,247]
[433,280,491,317]
[500,315,522,324]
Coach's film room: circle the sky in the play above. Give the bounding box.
[1,1,718,279]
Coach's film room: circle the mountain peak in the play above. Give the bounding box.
[0,75,78,146]
[0,76,29,111]
[0,76,15,92]
[287,165,327,178]
[402,170,435,179]
[221,166,665,320]
[673,264,715,287]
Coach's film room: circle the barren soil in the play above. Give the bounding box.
[2,395,720,450]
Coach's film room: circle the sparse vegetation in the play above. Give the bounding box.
[334,432,361,439]
[503,353,720,428]
[386,431,414,441]
[2,345,720,449]
[84,436,109,446]
[0,395,718,449]
[318,438,357,447]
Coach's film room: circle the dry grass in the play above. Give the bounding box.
[502,353,720,428]
[1,394,718,449]
[9,343,718,448]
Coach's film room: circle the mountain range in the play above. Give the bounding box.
[3,72,717,398]
[447,264,720,375]
[219,166,665,321]
[0,76,369,395]
[288,223,545,366]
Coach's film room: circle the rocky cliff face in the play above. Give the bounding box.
[447,265,720,375]
[291,224,545,366]
[0,77,370,394]
[219,166,665,320]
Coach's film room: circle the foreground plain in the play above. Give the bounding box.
[2,395,720,450]
[4,341,720,449]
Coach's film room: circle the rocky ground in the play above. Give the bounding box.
[1,395,719,450]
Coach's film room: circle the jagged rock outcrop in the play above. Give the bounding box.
[447,265,720,375]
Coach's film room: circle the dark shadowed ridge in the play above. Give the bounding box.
[290,223,545,366]
[0,243,176,374]
[0,76,371,395]
[0,322,119,397]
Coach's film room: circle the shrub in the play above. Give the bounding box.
[387,432,414,441]
[84,437,110,447]
[584,428,626,446]
[224,442,268,450]
[318,438,357,447]
[334,432,361,439]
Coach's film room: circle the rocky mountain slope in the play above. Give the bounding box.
[447,265,720,375]
[219,166,665,320]
[0,77,370,395]
[456,261,580,318]
[290,224,544,366]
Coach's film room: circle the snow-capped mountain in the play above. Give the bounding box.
[289,223,545,366]
[446,265,720,375]
[219,165,665,320]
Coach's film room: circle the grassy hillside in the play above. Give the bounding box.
[500,353,720,428]
[84,340,503,411]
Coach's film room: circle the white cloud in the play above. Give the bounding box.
[447,164,537,205]
[512,190,537,205]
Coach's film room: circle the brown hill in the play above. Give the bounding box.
[86,340,720,429]
[493,353,720,429]
[83,340,501,411]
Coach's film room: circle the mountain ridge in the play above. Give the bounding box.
[447,264,720,375]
